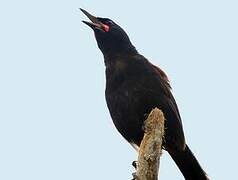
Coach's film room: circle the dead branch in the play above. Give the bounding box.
[134,108,165,180]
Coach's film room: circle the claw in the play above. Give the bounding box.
[132,172,138,180]
[132,160,137,169]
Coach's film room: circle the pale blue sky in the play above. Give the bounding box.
[0,1,237,180]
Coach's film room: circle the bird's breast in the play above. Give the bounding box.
[105,81,150,145]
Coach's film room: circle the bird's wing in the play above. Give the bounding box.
[150,62,170,83]
[140,59,186,150]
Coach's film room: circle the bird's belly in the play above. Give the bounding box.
[105,88,152,146]
[105,73,185,150]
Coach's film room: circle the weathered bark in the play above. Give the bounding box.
[134,108,165,180]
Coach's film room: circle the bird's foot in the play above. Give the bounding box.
[131,172,138,180]
[132,160,137,169]
[131,161,138,180]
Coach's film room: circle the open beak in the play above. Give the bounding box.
[80,8,103,30]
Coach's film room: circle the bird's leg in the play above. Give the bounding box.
[131,161,138,180]
[132,160,137,169]
[131,173,138,180]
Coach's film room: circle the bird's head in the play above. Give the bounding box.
[81,8,137,58]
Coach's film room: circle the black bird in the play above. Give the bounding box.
[81,8,208,180]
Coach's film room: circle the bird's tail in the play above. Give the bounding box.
[168,144,209,180]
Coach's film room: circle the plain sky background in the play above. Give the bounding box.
[0,0,237,179]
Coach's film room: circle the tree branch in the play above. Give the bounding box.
[134,108,165,180]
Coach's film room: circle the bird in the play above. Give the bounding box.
[80,8,208,180]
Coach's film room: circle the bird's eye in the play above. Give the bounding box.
[106,20,114,25]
